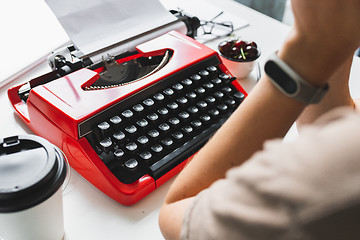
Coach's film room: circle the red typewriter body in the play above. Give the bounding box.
[8,31,247,205]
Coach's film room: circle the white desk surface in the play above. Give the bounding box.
[1,0,359,239]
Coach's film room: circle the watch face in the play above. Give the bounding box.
[265,60,297,95]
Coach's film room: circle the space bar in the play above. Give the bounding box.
[149,118,226,179]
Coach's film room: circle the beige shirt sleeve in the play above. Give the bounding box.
[181,108,360,240]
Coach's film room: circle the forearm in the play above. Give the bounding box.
[164,75,305,204]
[296,56,354,128]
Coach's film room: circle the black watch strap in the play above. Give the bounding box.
[265,52,329,105]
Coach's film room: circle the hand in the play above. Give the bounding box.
[291,0,360,53]
[278,0,360,87]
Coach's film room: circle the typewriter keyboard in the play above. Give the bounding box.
[85,58,245,184]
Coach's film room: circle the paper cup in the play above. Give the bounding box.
[0,135,67,240]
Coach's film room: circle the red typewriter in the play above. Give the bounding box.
[8,30,247,205]
[8,2,247,204]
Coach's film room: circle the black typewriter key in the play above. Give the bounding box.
[147,113,159,121]
[199,70,210,79]
[126,142,138,151]
[200,115,211,122]
[133,104,144,113]
[177,97,188,105]
[209,109,220,117]
[182,125,193,134]
[143,98,155,107]
[114,149,124,159]
[154,93,165,101]
[188,106,199,114]
[99,138,113,154]
[179,111,190,120]
[195,87,206,94]
[98,122,111,136]
[167,102,178,110]
[137,136,149,145]
[169,117,180,126]
[214,91,224,98]
[122,109,133,119]
[203,82,214,89]
[205,96,216,104]
[140,151,152,160]
[191,120,202,128]
[190,74,201,82]
[137,119,149,128]
[125,125,137,134]
[113,131,125,142]
[159,123,170,132]
[151,144,163,153]
[233,91,245,101]
[158,107,169,115]
[172,83,183,91]
[222,86,233,93]
[148,130,160,138]
[162,138,173,146]
[163,88,174,96]
[124,159,138,170]
[186,92,197,100]
[217,104,228,111]
[182,79,192,86]
[197,101,208,109]
[172,132,184,140]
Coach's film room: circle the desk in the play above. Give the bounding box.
[1,0,359,239]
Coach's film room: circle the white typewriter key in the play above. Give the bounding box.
[114,149,124,158]
[125,159,138,169]
[182,126,193,133]
[151,145,163,153]
[133,104,144,112]
[162,138,173,146]
[207,66,218,73]
[172,83,183,91]
[98,122,110,130]
[177,97,188,104]
[137,136,149,145]
[191,120,202,128]
[169,118,180,125]
[190,74,201,81]
[182,79,192,86]
[125,125,137,134]
[199,70,210,78]
[158,108,169,115]
[100,138,112,148]
[113,131,125,141]
[154,93,165,101]
[110,116,122,124]
[140,152,152,160]
[147,113,159,121]
[122,110,133,118]
[159,123,170,132]
[148,130,160,138]
[143,98,155,107]
[126,142,137,151]
[163,88,174,96]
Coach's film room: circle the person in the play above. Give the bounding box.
[159,0,360,239]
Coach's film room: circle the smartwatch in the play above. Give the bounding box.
[264,52,329,105]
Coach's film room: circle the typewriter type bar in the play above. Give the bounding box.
[8,31,247,205]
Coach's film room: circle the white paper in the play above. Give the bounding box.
[45,0,180,57]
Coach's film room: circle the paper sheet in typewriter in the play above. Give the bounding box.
[45,0,187,62]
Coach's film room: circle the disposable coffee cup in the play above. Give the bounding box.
[0,135,67,240]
